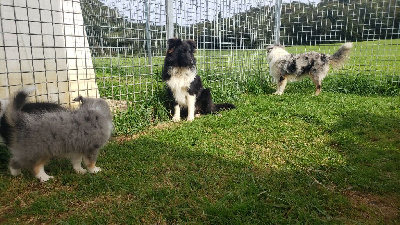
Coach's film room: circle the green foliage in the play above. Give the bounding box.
[80,0,399,50]
[112,87,170,135]
[239,74,275,95]
[324,75,400,96]
[278,0,397,44]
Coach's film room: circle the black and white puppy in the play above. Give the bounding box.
[162,38,235,122]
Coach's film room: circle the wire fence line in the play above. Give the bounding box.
[0,0,399,105]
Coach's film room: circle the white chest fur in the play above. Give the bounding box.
[268,48,291,80]
[166,67,197,107]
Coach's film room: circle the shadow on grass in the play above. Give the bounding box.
[328,110,400,194]
[32,135,386,224]
[0,145,10,172]
[0,135,362,224]
[86,137,347,224]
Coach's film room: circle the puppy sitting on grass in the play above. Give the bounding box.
[0,88,113,182]
[162,38,235,122]
[267,42,353,95]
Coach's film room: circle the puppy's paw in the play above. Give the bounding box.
[172,116,181,122]
[39,175,54,182]
[10,167,22,176]
[88,166,102,174]
[187,116,194,122]
[75,168,87,174]
[273,91,283,95]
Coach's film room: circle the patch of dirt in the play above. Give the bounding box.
[105,99,129,112]
[111,122,178,144]
[343,190,400,224]
[0,206,14,224]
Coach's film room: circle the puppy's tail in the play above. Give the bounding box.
[329,42,353,70]
[5,87,35,125]
[214,103,236,112]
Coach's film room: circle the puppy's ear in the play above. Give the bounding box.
[73,96,84,103]
[187,40,197,52]
[267,45,274,53]
[167,38,182,53]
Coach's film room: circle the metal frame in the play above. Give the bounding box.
[0,0,399,104]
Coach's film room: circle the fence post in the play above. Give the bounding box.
[144,0,152,73]
[166,0,174,40]
[274,0,282,45]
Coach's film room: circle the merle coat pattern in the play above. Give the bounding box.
[1,88,113,182]
[162,38,235,122]
[266,42,353,95]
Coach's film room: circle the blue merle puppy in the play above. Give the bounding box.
[0,88,113,182]
[267,42,353,96]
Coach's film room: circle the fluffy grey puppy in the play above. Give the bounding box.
[2,88,113,182]
[267,42,353,95]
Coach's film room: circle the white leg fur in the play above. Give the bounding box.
[88,166,102,173]
[186,95,196,121]
[35,165,53,182]
[274,77,287,95]
[172,104,181,122]
[10,167,21,176]
[83,157,101,174]
[69,154,87,174]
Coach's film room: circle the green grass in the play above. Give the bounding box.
[95,39,400,135]
[0,92,399,224]
[94,39,400,102]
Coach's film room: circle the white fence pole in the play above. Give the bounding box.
[144,0,152,73]
[166,0,174,40]
[274,0,282,45]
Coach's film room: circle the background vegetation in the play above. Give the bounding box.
[81,0,400,53]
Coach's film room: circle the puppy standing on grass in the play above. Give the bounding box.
[1,88,113,182]
[267,42,353,95]
[162,38,235,122]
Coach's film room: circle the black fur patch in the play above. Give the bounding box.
[22,102,65,113]
[13,91,29,110]
[0,102,65,146]
[286,58,297,74]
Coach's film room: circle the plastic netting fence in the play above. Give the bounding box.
[0,0,399,104]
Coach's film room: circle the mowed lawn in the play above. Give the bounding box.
[0,90,399,224]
